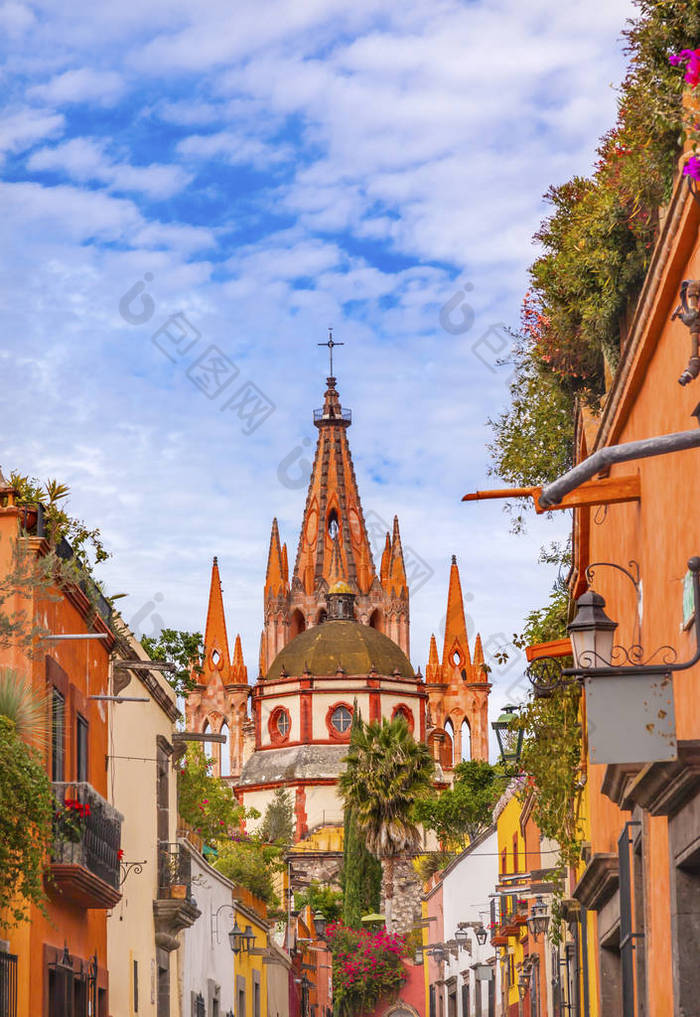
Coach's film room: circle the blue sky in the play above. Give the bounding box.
[0,0,634,733]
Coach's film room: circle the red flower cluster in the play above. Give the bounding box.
[327,923,407,1000]
[65,798,91,818]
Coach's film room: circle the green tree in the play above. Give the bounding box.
[259,787,294,845]
[338,714,434,932]
[341,704,382,928]
[294,880,343,924]
[414,759,506,849]
[214,837,284,909]
[10,472,110,571]
[0,716,54,926]
[141,628,204,697]
[177,745,244,842]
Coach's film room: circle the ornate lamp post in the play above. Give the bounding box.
[491,705,524,767]
[526,897,550,940]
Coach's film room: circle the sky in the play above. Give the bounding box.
[0,0,635,741]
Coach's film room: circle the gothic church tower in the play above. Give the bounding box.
[260,375,409,672]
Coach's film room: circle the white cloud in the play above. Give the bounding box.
[28,68,126,107]
[0,0,632,749]
[0,1,35,37]
[28,137,192,198]
[0,108,64,160]
[177,129,292,169]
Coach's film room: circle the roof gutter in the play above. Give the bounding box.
[539,407,700,509]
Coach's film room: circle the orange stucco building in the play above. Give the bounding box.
[560,164,700,1015]
[0,477,121,1017]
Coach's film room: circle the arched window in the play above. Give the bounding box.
[290,609,306,640]
[202,720,213,762]
[220,723,231,777]
[369,608,383,633]
[444,719,455,768]
[460,718,471,762]
[317,608,328,625]
[392,704,415,734]
[328,508,339,540]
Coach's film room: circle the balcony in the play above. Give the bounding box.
[50,782,123,909]
[153,842,201,952]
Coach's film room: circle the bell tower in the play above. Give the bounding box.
[260,359,410,672]
[186,557,251,779]
[426,556,491,766]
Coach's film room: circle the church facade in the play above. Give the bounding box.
[185,374,491,841]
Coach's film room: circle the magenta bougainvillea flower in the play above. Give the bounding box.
[683,156,700,181]
[669,48,700,86]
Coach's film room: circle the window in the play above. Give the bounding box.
[220,724,231,778]
[51,688,65,782]
[269,707,292,744]
[327,509,339,540]
[133,959,138,1013]
[0,949,17,1017]
[501,848,507,877]
[512,833,519,873]
[76,714,88,783]
[330,705,352,733]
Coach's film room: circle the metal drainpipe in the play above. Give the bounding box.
[539,406,700,509]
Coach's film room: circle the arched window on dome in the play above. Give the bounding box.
[444,718,455,769]
[369,608,383,633]
[460,718,471,762]
[316,608,328,625]
[290,609,306,640]
[220,722,231,777]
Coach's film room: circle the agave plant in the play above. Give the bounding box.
[0,667,48,746]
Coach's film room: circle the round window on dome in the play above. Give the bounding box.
[277,711,290,737]
[331,705,352,734]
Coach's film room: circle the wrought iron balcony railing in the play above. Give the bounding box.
[157,842,193,900]
[0,949,17,1017]
[52,782,122,898]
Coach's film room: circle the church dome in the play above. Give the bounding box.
[266,620,413,680]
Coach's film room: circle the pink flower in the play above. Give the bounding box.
[684,156,700,181]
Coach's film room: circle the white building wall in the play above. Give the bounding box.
[181,846,237,1016]
[440,829,501,1017]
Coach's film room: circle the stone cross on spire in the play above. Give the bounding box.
[317,327,344,378]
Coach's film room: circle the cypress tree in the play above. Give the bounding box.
[341,703,382,927]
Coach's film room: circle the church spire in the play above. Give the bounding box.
[204,556,231,678]
[292,377,377,596]
[426,634,440,683]
[387,516,408,597]
[231,634,248,684]
[265,518,287,599]
[441,555,471,673]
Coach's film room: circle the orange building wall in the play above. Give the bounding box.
[0,511,114,1017]
[575,178,700,1017]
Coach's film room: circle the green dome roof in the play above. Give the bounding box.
[266,620,413,680]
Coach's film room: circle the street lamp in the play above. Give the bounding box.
[228,919,244,954]
[243,925,256,953]
[454,925,469,945]
[567,591,618,670]
[475,925,488,946]
[313,912,327,939]
[491,705,524,767]
[526,897,550,940]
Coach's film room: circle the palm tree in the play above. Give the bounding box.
[338,713,434,932]
[0,667,48,747]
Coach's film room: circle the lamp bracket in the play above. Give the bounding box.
[528,556,700,690]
